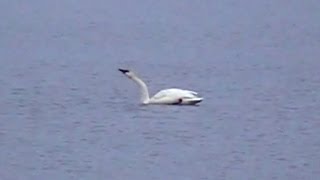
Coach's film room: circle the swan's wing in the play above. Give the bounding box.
[151,89,173,100]
[152,88,198,100]
[166,88,198,96]
[150,88,203,105]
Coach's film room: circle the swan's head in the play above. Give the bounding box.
[118,68,135,79]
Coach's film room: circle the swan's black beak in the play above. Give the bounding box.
[118,68,129,74]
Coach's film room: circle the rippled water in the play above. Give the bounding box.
[1,0,320,180]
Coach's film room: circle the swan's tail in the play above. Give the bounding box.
[182,97,203,105]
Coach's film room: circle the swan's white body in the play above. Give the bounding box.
[118,69,203,105]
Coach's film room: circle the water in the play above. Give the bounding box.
[1,0,320,179]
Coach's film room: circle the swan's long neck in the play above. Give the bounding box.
[131,76,150,104]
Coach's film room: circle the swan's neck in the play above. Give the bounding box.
[131,76,150,104]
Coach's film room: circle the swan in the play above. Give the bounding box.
[118,68,203,105]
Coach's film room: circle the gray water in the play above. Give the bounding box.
[1,0,320,180]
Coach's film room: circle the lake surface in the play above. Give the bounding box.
[1,0,320,179]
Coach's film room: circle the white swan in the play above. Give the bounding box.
[118,68,203,105]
